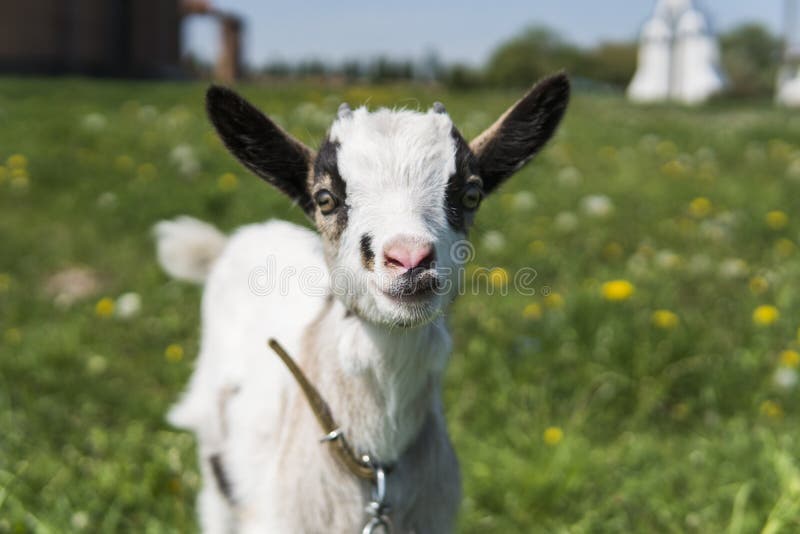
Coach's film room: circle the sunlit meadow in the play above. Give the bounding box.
[1,78,800,532]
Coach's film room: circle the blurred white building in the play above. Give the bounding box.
[777,0,800,106]
[628,0,727,104]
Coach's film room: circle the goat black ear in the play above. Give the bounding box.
[206,85,314,214]
[470,73,570,194]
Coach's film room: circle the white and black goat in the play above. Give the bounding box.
[155,74,569,533]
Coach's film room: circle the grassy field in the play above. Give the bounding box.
[1,77,800,533]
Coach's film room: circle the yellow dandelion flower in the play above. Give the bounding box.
[218,172,239,192]
[656,140,677,158]
[523,303,543,320]
[4,327,22,345]
[671,403,690,420]
[776,239,796,257]
[759,400,783,419]
[485,317,502,333]
[0,273,10,292]
[598,146,617,161]
[652,309,679,330]
[544,292,565,308]
[780,350,800,368]
[487,267,508,288]
[114,155,134,171]
[661,159,687,177]
[94,297,115,318]
[10,174,29,190]
[543,426,563,446]
[602,242,624,260]
[765,210,788,230]
[168,477,183,494]
[748,276,769,295]
[528,240,546,255]
[601,280,635,302]
[165,343,184,362]
[753,305,780,326]
[7,154,28,169]
[689,197,712,218]
[137,163,157,180]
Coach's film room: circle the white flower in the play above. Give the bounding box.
[170,144,193,162]
[96,191,118,209]
[512,191,536,211]
[688,254,713,275]
[82,113,107,132]
[718,258,749,279]
[170,144,200,177]
[557,167,582,187]
[481,230,506,253]
[86,354,108,375]
[655,250,681,270]
[71,511,90,530]
[787,159,800,181]
[627,253,649,277]
[774,367,798,389]
[580,195,614,218]
[292,103,331,130]
[699,220,729,243]
[554,211,579,233]
[115,292,142,319]
[138,105,158,121]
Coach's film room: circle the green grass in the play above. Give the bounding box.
[1,77,800,533]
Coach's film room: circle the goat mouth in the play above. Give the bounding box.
[381,269,441,302]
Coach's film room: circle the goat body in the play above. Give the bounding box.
[157,74,569,533]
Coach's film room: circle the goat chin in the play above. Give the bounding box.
[154,216,228,284]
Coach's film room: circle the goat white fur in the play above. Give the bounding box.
[157,75,569,533]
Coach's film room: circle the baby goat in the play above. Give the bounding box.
[155,74,569,533]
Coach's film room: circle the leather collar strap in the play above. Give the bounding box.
[267,338,378,482]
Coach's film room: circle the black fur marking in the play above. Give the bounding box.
[312,138,349,242]
[445,127,480,233]
[206,85,314,215]
[360,233,375,271]
[313,138,346,193]
[474,73,570,194]
[209,454,234,502]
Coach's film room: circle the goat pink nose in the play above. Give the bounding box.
[383,241,435,271]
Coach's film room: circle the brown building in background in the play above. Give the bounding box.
[0,0,242,81]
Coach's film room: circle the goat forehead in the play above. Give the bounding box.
[330,108,457,192]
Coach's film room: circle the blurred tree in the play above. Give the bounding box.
[720,23,781,98]
[583,42,638,88]
[368,57,414,83]
[262,59,291,78]
[341,59,363,81]
[296,59,327,77]
[484,26,586,87]
[444,63,485,90]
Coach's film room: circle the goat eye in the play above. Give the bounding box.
[314,190,338,214]
[461,185,482,210]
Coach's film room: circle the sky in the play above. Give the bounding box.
[184,0,784,67]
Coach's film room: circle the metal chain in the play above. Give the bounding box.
[362,466,392,534]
